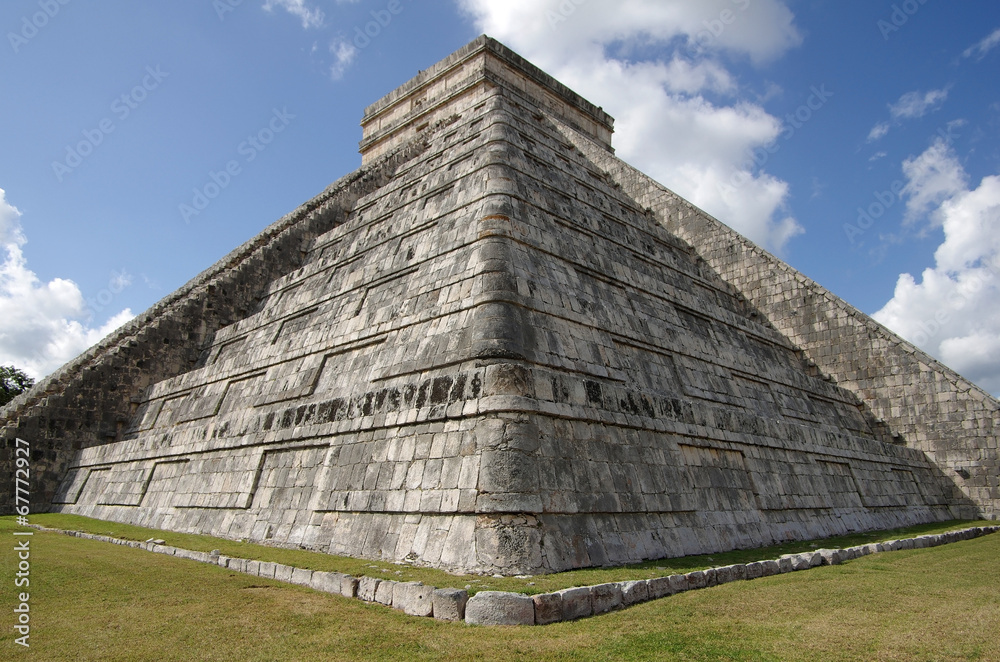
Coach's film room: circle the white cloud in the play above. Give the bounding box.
[873,157,1000,396]
[0,188,134,380]
[963,27,1000,60]
[457,0,806,253]
[329,38,358,80]
[262,0,324,29]
[867,122,890,143]
[900,138,968,223]
[866,88,949,142]
[889,88,949,120]
[0,188,24,247]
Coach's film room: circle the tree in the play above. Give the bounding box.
[1,365,34,407]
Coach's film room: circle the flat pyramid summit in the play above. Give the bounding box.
[2,36,996,575]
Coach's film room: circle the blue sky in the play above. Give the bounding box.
[1,0,999,395]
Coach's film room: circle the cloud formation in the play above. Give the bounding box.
[329,38,358,80]
[457,0,806,253]
[889,88,949,120]
[262,0,325,29]
[867,87,949,142]
[873,146,1000,395]
[962,27,1000,60]
[0,188,133,380]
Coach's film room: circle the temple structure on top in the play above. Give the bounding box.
[2,36,995,575]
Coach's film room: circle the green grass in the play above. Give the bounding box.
[22,513,991,596]
[1,516,998,661]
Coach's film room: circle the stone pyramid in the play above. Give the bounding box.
[2,36,996,576]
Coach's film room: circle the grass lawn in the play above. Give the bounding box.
[16,513,993,596]
[1,517,998,660]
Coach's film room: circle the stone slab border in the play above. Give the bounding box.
[30,524,999,625]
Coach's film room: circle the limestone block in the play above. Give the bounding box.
[358,576,381,601]
[685,570,707,589]
[393,582,433,616]
[375,579,396,606]
[591,583,622,614]
[273,563,295,583]
[341,575,359,598]
[465,591,535,626]
[781,554,809,571]
[532,593,562,625]
[744,562,764,579]
[759,560,780,577]
[557,587,593,621]
[257,561,276,579]
[290,567,313,586]
[668,574,690,594]
[620,580,649,606]
[227,558,247,573]
[310,571,345,594]
[714,565,733,585]
[647,576,674,599]
[432,588,468,621]
[817,549,845,565]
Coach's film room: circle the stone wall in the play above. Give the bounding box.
[0,140,426,514]
[556,118,999,520]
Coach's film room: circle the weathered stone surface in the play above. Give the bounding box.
[620,580,649,606]
[290,567,313,586]
[341,575,359,599]
[557,587,593,621]
[668,574,691,594]
[686,570,708,589]
[392,582,433,616]
[310,571,345,594]
[465,591,534,626]
[432,588,468,621]
[273,563,295,583]
[759,560,781,577]
[591,583,623,614]
[817,549,845,565]
[358,576,381,602]
[647,577,675,599]
[532,593,563,625]
[780,552,818,570]
[375,579,396,606]
[11,35,994,584]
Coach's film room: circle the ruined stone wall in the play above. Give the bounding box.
[0,141,425,514]
[557,119,998,520]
